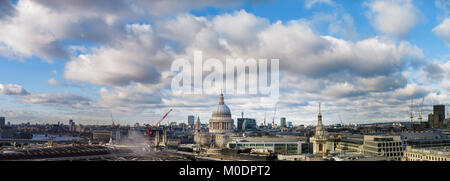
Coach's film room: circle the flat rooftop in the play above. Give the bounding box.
[231,137,305,143]
[410,147,450,156]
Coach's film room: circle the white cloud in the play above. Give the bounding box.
[433,18,450,44]
[23,92,91,107]
[0,0,15,19]
[65,10,424,121]
[392,83,429,99]
[435,0,450,14]
[0,0,131,62]
[0,83,29,95]
[47,78,85,88]
[212,10,270,47]
[257,23,422,77]
[365,0,418,39]
[0,1,441,124]
[305,0,335,9]
[47,78,59,86]
[94,74,173,110]
[64,24,172,86]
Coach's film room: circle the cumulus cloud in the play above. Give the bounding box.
[435,0,450,14]
[423,62,446,81]
[0,0,15,19]
[365,0,418,39]
[132,0,246,17]
[0,0,140,62]
[96,86,162,110]
[0,1,442,124]
[433,18,450,44]
[162,12,422,79]
[93,71,175,111]
[60,10,426,121]
[64,24,170,86]
[47,78,85,88]
[391,83,429,100]
[212,10,270,48]
[1,83,90,108]
[0,83,29,95]
[305,0,335,9]
[23,92,91,107]
[429,60,450,91]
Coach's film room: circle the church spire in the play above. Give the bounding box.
[319,102,321,115]
[195,115,201,130]
[318,102,322,125]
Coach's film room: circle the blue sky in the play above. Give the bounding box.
[0,0,449,126]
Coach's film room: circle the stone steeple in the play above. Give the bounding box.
[195,116,201,131]
[315,102,325,139]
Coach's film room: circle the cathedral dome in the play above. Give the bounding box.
[209,92,234,134]
[212,104,231,117]
[211,92,231,117]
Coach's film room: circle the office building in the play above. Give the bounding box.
[0,117,5,127]
[287,121,293,127]
[93,130,112,142]
[68,119,75,132]
[188,115,195,127]
[237,118,257,131]
[403,146,449,161]
[227,137,309,155]
[362,135,405,161]
[280,117,287,128]
[428,105,446,128]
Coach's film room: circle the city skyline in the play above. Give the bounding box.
[0,0,449,126]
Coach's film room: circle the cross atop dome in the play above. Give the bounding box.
[219,90,224,105]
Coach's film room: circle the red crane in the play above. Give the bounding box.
[145,109,173,144]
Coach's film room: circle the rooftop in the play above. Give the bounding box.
[410,147,450,156]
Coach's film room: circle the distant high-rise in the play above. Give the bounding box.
[434,105,445,124]
[68,119,75,132]
[237,118,257,131]
[0,117,5,127]
[188,115,195,127]
[428,105,445,128]
[280,117,287,128]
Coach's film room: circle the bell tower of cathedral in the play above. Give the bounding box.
[311,103,328,156]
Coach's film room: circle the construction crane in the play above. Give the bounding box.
[272,103,278,129]
[145,109,173,144]
[418,97,424,122]
[263,106,267,126]
[110,112,115,127]
[410,98,414,123]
